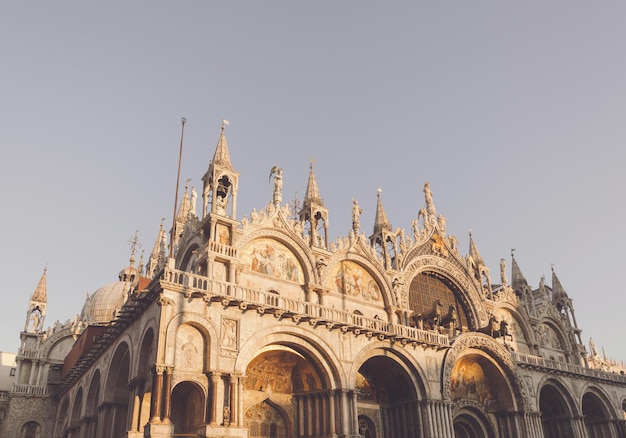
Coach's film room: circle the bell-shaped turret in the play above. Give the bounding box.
[202,121,239,219]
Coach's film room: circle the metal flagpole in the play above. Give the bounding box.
[169,117,187,259]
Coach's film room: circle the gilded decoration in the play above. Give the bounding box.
[216,223,230,245]
[442,334,532,411]
[450,357,498,409]
[241,238,303,283]
[328,260,381,302]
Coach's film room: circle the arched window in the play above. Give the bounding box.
[20,421,41,438]
[409,272,470,331]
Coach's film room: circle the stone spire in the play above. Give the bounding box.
[211,121,234,171]
[303,162,324,207]
[551,265,569,308]
[373,189,392,234]
[25,267,47,333]
[147,219,167,278]
[370,189,396,269]
[467,230,491,298]
[468,230,485,267]
[510,250,528,290]
[299,162,329,249]
[202,120,239,219]
[551,266,583,347]
[30,266,47,304]
[176,180,192,221]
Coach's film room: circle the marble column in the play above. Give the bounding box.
[162,367,173,423]
[149,366,165,423]
[209,372,221,426]
[328,390,337,436]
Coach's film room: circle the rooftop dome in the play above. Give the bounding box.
[80,281,132,325]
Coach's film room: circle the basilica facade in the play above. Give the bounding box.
[4,124,626,438]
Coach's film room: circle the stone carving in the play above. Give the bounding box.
[269,166,283,206]
[500,258,508,287]
[222,318,238,350]
[352,199,362,234]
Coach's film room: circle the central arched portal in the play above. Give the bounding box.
[356,356,420,437]
[243,345,333,438]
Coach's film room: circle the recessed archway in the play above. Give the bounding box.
[539,383,576,438]
[243,345,327,438]
[171,381,206,435]
[583,391,617,438]
[244,398,289,438]
[356,355,420,438]
[453,408,494,438]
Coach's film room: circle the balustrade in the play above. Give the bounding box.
[160,267,450,347]
[11,384,52,396]
[512,351,626,383]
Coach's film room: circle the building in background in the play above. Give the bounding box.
[3,124,626,438]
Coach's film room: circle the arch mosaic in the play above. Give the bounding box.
[442,333,532,411]
[326,251,394,310]
[237,229,315,285]
[235,326,343,389]
[241,237,304,283]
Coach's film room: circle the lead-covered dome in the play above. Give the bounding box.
[80,281,132,325]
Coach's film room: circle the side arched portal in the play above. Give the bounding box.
[101,342,131,438]
[539,383,576,438]
[171,381,206,435]
[582,391,618,438]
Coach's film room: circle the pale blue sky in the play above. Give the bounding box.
[1,2,625,360]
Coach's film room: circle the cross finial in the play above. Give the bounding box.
[128,230,142,260]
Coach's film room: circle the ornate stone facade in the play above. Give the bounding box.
[4,125,626,438]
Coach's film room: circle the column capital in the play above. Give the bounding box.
[152,364,167,374]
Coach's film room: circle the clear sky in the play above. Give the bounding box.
[1,2,625,361]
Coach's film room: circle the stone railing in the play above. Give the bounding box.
[208,240,237,258]
[512,351,626,384]
[12,384,52,397]
[161,267,450,348]
[17,348,39,359]
[0,391,9,401]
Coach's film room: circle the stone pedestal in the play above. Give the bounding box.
[199,425,249,438]
[143,423,175,438]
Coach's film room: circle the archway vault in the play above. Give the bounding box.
[443,333,531,413]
